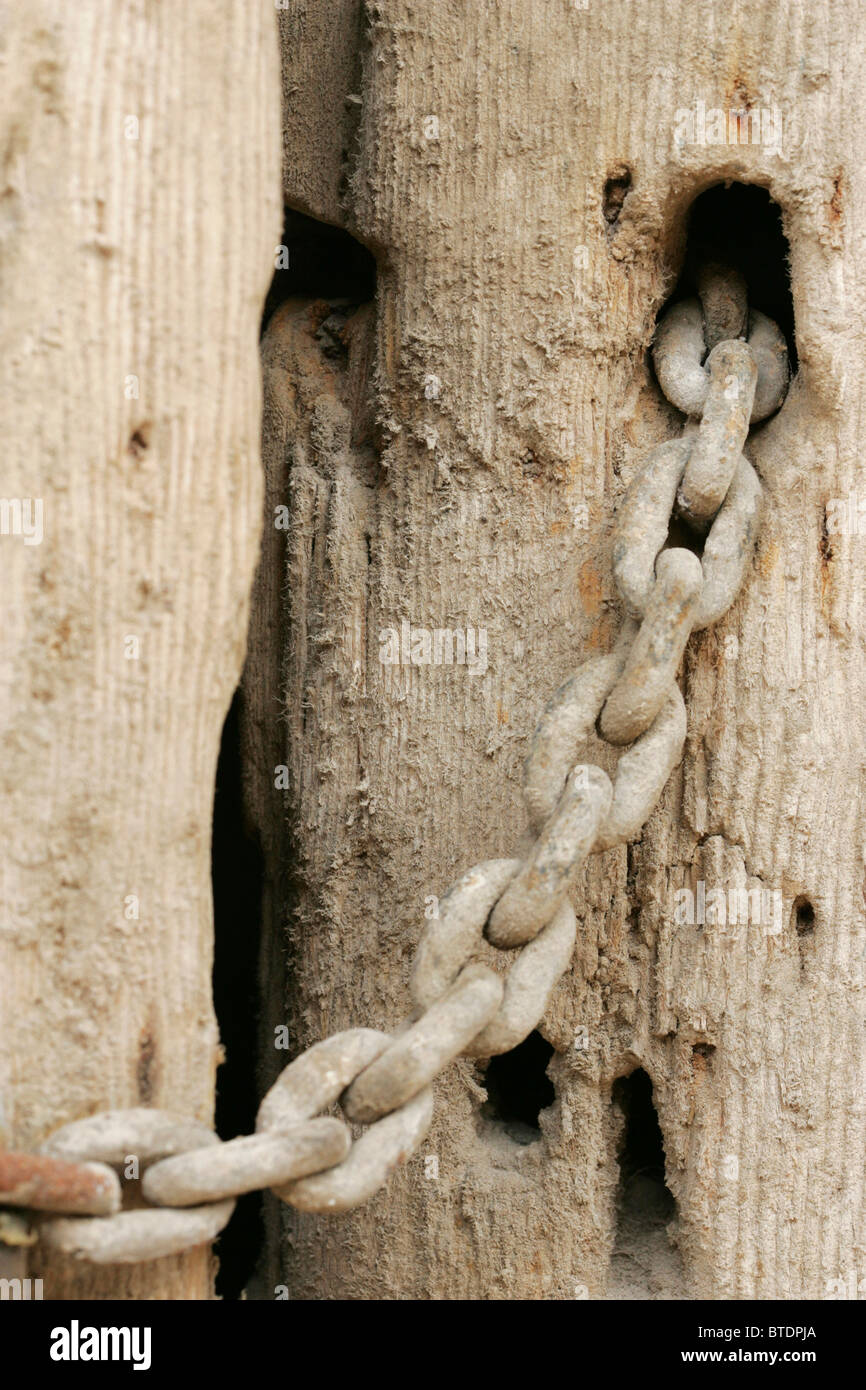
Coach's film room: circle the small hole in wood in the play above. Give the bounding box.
[608,1068,684,1296]
[480,1030,555,1143]
[612,1069,668,1187]
[603,164,632,224]
[793,896,816,937]
[128,425,151,459]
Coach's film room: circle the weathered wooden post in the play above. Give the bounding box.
[0,1,281,1298]
[246,0,865,1300]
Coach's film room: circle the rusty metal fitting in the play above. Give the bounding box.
[0,1147,121,1216]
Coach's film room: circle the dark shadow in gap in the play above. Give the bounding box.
[212,689,264,1299]
[262,208,377,336]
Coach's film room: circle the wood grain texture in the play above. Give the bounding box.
[279,0,365,226]
[0,1,281,1298]
[249,0,865,1299]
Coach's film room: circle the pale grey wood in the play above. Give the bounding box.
[0,0,281,1298]
[249,0,866,1301]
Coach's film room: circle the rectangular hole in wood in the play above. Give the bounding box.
[478,1031,555,1145]
[608,1068,685,1299]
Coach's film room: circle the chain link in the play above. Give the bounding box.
[2,264,789,1263]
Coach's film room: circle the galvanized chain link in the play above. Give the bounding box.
[1,265,789,1263]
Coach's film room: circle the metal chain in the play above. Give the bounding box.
[0,264,789,1264]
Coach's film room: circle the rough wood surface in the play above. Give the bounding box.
[0,1,281,1298]
[279,0,364,227]
[246,0,865,1300]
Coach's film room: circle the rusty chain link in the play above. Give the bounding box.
[1,265,789,1264]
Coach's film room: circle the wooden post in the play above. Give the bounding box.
[0,1,281,1298]
[248,0,865,1299]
